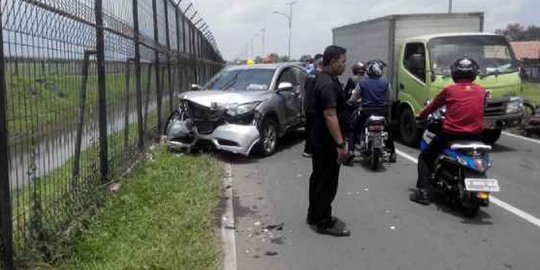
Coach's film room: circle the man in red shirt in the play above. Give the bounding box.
[411,57,487,205]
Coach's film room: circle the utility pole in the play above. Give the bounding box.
[256,28,266,57]
[274,1,297,60]
[261,28,266,57]
[286,1,297,60]
[449,0,453,13]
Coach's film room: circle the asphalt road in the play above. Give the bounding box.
[225,130,540,270]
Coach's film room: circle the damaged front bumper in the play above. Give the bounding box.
[167,116,261,156]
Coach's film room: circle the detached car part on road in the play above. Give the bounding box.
[166,63,306,156]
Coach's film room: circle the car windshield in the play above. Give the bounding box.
[429,35,518,76]
[204,68,275,91]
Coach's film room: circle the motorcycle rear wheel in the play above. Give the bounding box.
[370,146,380,171]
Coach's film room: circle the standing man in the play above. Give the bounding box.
[306,46,350,236]
[303,53,323,158]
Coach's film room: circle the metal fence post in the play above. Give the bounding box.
[72,50,96,187]
[152,0,162,132]
[0,1,14,267]
[164,0,173,114]
[95,0,109,183]
[132,0,144,149]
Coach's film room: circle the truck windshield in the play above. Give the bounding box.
[429,35,518,76]
[204,68,275,91]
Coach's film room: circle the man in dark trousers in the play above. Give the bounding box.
[303,54,323,158]
[306,46,350,236]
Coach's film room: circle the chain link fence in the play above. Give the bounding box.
[0,0,223,267]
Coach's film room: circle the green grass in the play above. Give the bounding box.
[55,146,223,270]
[13,111,159,267]
[522,82,540,107]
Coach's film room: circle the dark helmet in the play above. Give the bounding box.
[451,57,479,82]
[366,60,384,78]
[351,62,366,75]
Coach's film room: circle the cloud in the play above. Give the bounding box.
[194,0,537,60]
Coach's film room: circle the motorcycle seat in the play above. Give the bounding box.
[449,141,491,151]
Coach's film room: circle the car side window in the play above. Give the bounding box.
[293,67,307,89]
[404,43,427,83]
[277,67,299,87]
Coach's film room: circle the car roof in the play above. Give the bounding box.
[226,62,303,71]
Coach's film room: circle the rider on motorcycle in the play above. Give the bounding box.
[344,62,366,100]
[347,60,396,163]
[411,57,487,205]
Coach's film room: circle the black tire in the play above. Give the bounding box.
[482,129,502,145]
[255,118,278,157]
[399,107,420,147]
[370,149,380,171]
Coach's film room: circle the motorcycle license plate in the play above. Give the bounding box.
[464,178,500,192]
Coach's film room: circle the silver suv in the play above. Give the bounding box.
[166,63,307,156]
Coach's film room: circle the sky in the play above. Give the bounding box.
[190,0,540,61]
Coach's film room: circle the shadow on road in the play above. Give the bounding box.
[408,188,493,226]
[344,157,389,173]
[491,143,517,153]
[187,128,307,165]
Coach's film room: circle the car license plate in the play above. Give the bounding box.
[464,178,500,192]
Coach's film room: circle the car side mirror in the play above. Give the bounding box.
[277,82,294,93]
[191,84,202,91]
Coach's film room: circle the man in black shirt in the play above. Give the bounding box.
[306,45,350,237]
[303,53,323,158]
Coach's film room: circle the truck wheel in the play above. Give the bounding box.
[482,129,501,145]
[399,107,420,147]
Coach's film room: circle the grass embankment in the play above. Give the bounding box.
[6,66,155,146]
[14,111,158,266]
[55,146,223,270]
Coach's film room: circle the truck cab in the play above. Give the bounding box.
[397,33,523,145]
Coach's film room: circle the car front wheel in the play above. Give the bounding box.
[255,118,278,157]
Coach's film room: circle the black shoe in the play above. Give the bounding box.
[307,216,336,226]
[410,189,431,205]
[314,223,350,237]
[389,152,397,163]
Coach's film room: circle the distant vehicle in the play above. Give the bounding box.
[334,13,524,145]
[166,63,306,156]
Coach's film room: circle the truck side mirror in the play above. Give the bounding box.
[191,84,202,91]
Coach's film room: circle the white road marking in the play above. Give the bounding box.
[222,163,237,270]
[502,131,540,145]
[395,149,540,228]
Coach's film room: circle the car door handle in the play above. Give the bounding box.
[399,83,405,91]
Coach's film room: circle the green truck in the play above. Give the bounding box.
[333,13,524,145]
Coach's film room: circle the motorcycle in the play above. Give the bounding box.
[349,107,392,171]
[418,109,500,217]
